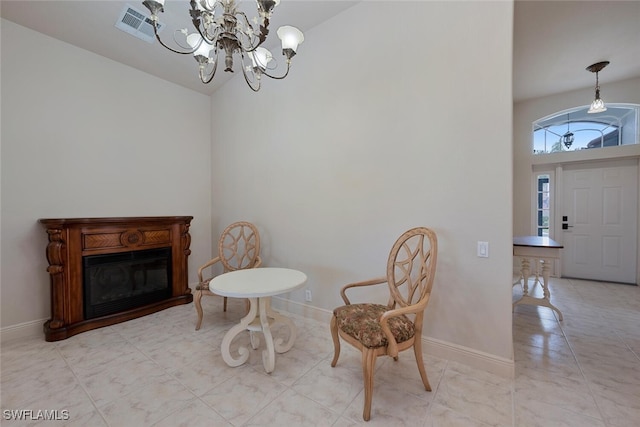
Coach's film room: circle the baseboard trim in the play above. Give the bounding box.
[272,296,333,323]
[423,336,514,378]
[272,297,514,379]
[1,318,46,343]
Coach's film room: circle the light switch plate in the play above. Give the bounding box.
[477,241,489,258]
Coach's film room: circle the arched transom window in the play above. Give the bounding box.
[533,104,639,154]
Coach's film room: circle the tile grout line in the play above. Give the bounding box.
[557,280,613,427]
[54,337,112,427]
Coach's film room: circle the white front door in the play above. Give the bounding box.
[562,159,638,284]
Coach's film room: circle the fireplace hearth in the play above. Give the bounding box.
[39,216,193,341]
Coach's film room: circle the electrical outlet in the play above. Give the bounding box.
[477,241,489,258]
[305,289,312,302]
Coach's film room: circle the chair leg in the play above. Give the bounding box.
[194,289,204,331]
[330,315,341,367]
[413,340,431,391]
[362,348,376,421]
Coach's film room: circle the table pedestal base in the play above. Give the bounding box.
[221,297,297,373]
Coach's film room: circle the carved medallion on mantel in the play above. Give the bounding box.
[39,216,193,341]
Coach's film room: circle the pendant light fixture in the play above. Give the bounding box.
[586,61,609,114]
[562,113,574,149]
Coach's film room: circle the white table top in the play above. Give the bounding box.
[209,267,307,298]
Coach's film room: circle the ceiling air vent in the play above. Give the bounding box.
[115,4,164,44]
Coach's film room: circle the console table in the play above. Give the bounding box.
[513,236,564,320]
[39,216,193,341]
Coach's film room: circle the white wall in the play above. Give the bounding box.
[513,77,640,237]
[0,19,213,330]
[210,1,514,363]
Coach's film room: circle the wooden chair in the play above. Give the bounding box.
[330,227,438,421]
[194,221,262,330]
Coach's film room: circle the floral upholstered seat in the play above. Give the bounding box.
[333,303,415,348]
[330,227,438,421]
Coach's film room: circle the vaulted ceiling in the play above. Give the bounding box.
[2,1,639,101]
[513,0,640,102]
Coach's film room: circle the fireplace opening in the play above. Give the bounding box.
[83,247,172,319]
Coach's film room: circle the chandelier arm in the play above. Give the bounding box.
[153,35,196,55]
[235,11,269,51]
[234,11,254,32]
[189,2,221,44]
[240,63,261,92]
[257,17,270,46]
[151,23,199,55]
[171,30,197,51]
[189,3,202,32]
[199,48,220,84]
[189,8,210,43]
[259,60,292,80]
[202,0,223,13]
[193,22,220,46]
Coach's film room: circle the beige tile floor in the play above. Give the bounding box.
[1,277,639,426]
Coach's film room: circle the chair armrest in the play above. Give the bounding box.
[340,277,387,305]
[379,295,431,357]
[197,256,221,283]
[254,256,263,268]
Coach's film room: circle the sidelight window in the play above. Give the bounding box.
[536,174,550,237]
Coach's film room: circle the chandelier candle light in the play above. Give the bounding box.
[142,0,304,91]
[586,61,609,114]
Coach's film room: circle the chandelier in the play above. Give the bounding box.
[142,0,305,91]
[586,61,609,114]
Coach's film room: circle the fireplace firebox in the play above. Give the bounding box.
[39,216,193,341]
[83,247,172,319]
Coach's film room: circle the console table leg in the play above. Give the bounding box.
[540,259,563,321]
[521,258,530,296]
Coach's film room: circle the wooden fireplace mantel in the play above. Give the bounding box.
[39,216,194,341]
